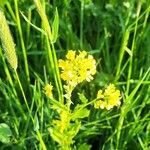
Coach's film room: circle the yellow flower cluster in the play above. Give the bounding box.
[94,84,121,110]
[44,83,53,98]
[58,50,96,87]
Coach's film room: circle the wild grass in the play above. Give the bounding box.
[0,0,150,149]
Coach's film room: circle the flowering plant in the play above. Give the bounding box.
[44,50,121,150]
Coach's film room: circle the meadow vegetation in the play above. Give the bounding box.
[0,0,150,149]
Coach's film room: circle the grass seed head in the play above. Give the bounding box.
[0,10,18,70]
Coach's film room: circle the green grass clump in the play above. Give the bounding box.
[0,0,150,149]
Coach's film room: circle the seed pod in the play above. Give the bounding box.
[0,10,18,70]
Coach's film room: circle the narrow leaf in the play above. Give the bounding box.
[78,93,88,103]
[72,105,90,120]
[52,8,59,43]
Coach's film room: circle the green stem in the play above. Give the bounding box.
[116,67,150,149]
[115,30,130,81]
[61,145,71,150]
[34,0,63,103]
[126,0,141,94]
[51,44,64,103]
[45,36,61,101]
[0,47,26,120]
[14,70,30,114]
[80,0,84,49]
[15,70,47,149]
[14,0,30,83]
[37,130,47,150]
[6,2,16,22]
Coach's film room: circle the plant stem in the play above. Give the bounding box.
[80,0,84,49]
[14,0,30,83]
[126,0,141,94]
[15,70,47,149]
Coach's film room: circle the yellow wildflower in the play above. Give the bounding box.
[94,84,121,110]
[44,83,53,98]
[58,50,96,87]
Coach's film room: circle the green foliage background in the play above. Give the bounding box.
[0,0,150,149]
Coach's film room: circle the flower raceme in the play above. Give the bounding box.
[44,51,122,111]
[94,84,121,110]
[44,50,122,149]
[58,50,96,87]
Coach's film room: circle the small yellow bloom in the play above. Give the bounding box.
[97,90,104,99]
[66,50,75,60]
[58,50,96,87]
[44,83,53,98]
[94,84,121,110]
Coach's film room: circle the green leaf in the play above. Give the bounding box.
[48,127,73,145]
[0,0,7,8]
[0,123,12,143]
[68,121,81,138]
[20,11,46,35]
[72,105,90,120]
[34,114,39,131]
[50,98,68,112]
[52,8,59,43]
[48,128,63,145]
[78,143,92,150]
[78,93,88,103]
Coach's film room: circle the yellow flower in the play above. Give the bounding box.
[94,84,121,110]
[66,50,76,60]
[97,90,104,99]
[58,50,96,87]
[44,83,53,98]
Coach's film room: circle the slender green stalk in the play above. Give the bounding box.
[14,0,30,83]
[117,80,150,85]
[104,27,111,72]
[26,8,32,45]
[142,3,150,30]
[0,10,26,119]
[15,70,47,149]
[51,44,63,102]
[116,67,150,149]
[115,30,130,81]
[45,36,61,99]
[0,48,14,93]
[34,0,52,41]
[37,130,47,150]
[80,0,84,49]
[6,2,16,23]
[61,145,71,150]
[14,71,30,113]
[115,1,133,81]
[126,0,141,94]
[34,0,63,102]
[0,48,26,120]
